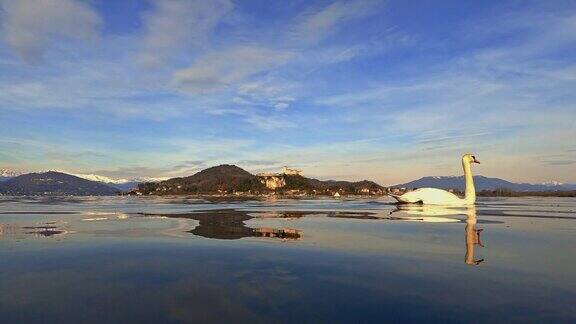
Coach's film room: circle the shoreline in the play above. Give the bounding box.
[1,191,575,198]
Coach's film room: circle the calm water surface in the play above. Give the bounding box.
[1,196,575,323]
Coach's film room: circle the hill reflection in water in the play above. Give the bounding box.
[145,209,303,240]
[152,209,401,240]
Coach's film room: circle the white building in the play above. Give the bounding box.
[282,166,303,176]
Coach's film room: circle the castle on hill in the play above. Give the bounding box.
[257,166,303,189]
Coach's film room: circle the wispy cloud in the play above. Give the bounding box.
[538,151,576,166]
[138,0,233,67]
[173,46,294,94]
[243,114,296,132]
[235,79,296,111]
[291,0,381,45]
[44,150,108,162]
[0,0,100,63]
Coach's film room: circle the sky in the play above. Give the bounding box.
[0,0,575,185]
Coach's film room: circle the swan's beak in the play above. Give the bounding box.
[473,158,480,164]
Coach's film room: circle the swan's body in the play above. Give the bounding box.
[390,154,480,206]
[390,188,468,205]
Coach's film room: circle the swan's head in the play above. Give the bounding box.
[462,153,480,165]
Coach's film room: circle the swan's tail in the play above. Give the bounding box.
[387,193,410,204]
[387,192,423,204]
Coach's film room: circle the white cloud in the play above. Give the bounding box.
[236,79,296,110]
[244,114,296,131]
[466,11,576,57]
[165,0,384,109]
[173,45,294,93]
[291,0,381,45]
[138,0,233,67]
[0,0,100,62]
[274,102,289,110]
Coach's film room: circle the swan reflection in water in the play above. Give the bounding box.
[390,205,485,265]
[464,207,484,265]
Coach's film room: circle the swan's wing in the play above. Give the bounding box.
[389,192,422,204]
[392,188,464,205]
[412,188,464,205]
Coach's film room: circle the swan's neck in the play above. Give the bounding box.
[465,206,478,265]
[463,161,476,204]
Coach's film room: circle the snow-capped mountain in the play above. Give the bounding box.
[67,173,169,191]
[41,171,165,184]
[0,169,23,181]
[72,173,168,183]
[21,169,167,190]
[0,169,168,195]
[2,167,169,190]
[70,173,131,184]
[541,181,566,187]
[0,171,119,196]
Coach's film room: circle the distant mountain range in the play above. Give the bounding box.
[0,169,165,191]
[1,167,574,196]
[0,169,23,181]
[0,171,119,196]
[394,176,576,192]
[66,173,168,191]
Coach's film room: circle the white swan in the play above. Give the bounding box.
[390,154,480,206]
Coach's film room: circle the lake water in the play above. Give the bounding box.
[0,196,575,323]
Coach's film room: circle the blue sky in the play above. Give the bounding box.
[0,0,575,184]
